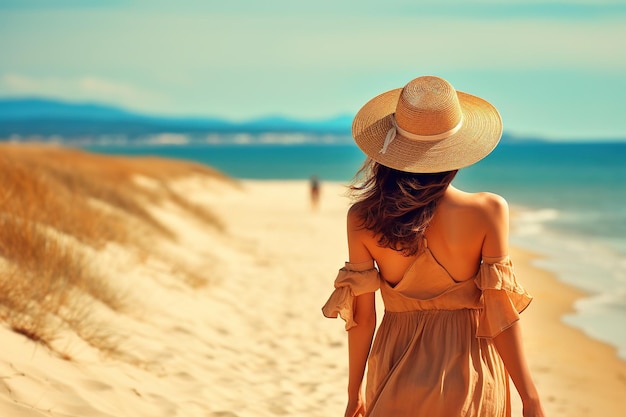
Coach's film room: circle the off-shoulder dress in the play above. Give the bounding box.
[322,238,532,417]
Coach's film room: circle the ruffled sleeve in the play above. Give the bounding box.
[321,261,380,330]
[474,256,533,338]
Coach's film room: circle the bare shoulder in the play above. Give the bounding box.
[446,189,509,236]
[470,192,510,256]
[346,204,375,262]
[347,204,363,229]
[474,192,509,219]
[347,204,371,237]
[449,189,509,219]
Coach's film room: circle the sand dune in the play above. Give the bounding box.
[1,147,625,416]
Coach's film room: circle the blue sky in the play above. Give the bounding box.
[1,0,625,140]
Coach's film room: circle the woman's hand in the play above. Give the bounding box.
[344,394,365,417]
[522,398,546,417]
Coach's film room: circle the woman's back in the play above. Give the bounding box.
[352,185,510,285]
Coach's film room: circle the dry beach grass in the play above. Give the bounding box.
[0,144,227,357]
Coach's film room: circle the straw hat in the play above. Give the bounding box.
[352,76,502,173]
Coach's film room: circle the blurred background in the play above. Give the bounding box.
[1,0,625,359]
[1,0,626,139]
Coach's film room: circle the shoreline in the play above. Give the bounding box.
[509,205,626,365]
[508,246,626,415]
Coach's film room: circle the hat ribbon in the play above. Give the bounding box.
[380,114,464,154]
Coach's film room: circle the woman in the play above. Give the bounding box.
[322,76,545,417]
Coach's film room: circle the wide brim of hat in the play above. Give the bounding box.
[352,88,503,173]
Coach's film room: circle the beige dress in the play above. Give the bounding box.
[322,238,532,417]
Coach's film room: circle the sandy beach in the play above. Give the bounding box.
[1,153,625,416]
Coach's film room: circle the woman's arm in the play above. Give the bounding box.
[344,208,377,416]
[481,194,545,416]
[345,293,376,416]
[493,323,545,417]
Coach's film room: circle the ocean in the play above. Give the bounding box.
[82,136,626,361]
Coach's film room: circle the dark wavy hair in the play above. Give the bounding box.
[349,159,458,256]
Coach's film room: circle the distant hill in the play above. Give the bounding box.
[0,98,353,138]
[0,97,564,144]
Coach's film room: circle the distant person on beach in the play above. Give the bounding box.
[322,76,545,417]
[310,175,320,210]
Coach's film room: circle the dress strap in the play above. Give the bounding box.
[423,236,428,248]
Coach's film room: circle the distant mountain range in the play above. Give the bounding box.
[0,97,558,145]
[0,98,354,138]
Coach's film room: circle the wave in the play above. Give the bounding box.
[43,132,356,147]
[511,206,626,362]
[511,207,561,236]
